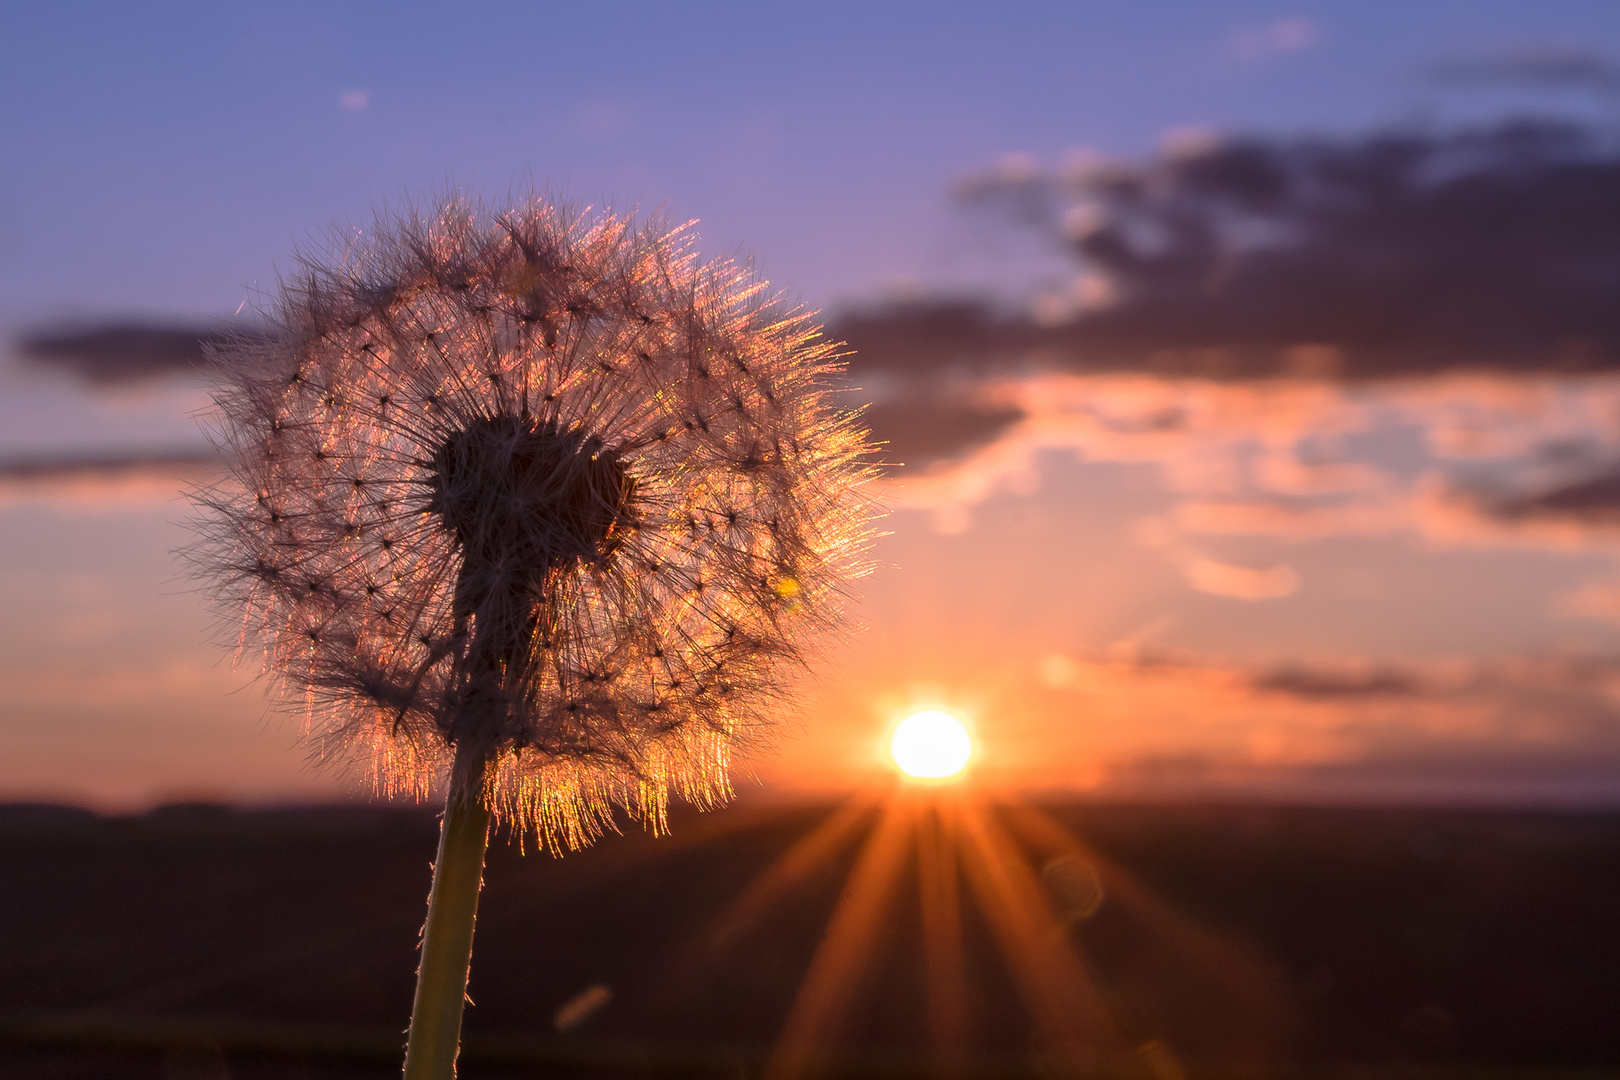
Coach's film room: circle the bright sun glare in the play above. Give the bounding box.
[889,710,974,780]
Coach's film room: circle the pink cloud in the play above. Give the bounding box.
[1230,18,1320,60]
[1180,556,1299,600]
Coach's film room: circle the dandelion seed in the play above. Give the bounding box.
[191,193,875,1078]
[196,193,873,842]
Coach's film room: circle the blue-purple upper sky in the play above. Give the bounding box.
[6,0,1620,329]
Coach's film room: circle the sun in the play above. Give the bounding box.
[889,709,975,780]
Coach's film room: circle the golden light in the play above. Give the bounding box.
[757,733,1281,1080]
[889,709,974,780]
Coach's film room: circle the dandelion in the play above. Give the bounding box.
[193,194,874,1077]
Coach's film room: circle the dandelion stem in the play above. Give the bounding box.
[403,743,492,1080]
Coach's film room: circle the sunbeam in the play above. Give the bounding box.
[915,796,970,1075]
[954,793,1124,1073]
[704,770,1297,1076]
[998,797,1293,1071]
[767,797,916,1080]
[702,796,882,952]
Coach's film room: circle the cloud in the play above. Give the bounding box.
[833,300,1028,378]
[14,319,270,384]
[1433,46,1620,95]
[863,396,1024,470]
[1229,17,1319,60]
[1018,648,1620,802]
[12,305,1012,474]
[829,301,1037,469]
[1179,554,1298,600]
[836,120,1620,474]
[871,368,1620,597]
[1137,512,1301,600]
[1492,467,1620,525]
[340,90,370,111]
[0,450,219,508]
[1556,579,1620,623]
[949,120,1620,376]
[0,450,217,480]
[1251,663,1424,699]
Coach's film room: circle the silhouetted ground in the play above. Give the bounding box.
[1,797,1617,1078]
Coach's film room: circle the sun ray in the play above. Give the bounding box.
[1000,797,1282,997]
[680,744,1293,1078]
[499,797,810,924]
[955,793,1124,1074]
[691,794,882,960]
[998,796,1293,1068]
[915,793,971,1075]
[646,797,886,1023]
[767,795,916,1080]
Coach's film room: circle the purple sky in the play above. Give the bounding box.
[6,1,1620,327]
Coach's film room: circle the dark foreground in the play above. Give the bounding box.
[2,796,1617,1079]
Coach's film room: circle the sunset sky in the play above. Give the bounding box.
[7,1,1620,809]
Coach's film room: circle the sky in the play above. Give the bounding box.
[8,1,1620,321]
[7,1,1620,810]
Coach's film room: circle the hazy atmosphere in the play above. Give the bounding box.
[8,1,1620,808]
[9,5,1620,1079]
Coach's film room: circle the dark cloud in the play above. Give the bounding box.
[831,300,1030,376]
[0,449,218,483]
[1491,467,1620,524]
[1107,745,1620,804]
[14,319,269,384]
[933,119,1620,378]
[1433,47,1620,94]
[1110,647,1620,707]
[863,396,1023,469]
[1252,666,1424,699]
[828,302,1034,469]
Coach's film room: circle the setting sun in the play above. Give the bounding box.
[889,710,975,780]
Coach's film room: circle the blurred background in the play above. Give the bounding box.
[5,2,1620,1077]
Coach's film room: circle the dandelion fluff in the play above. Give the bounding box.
[196,196,874,849]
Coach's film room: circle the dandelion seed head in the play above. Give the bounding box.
[193,194,876,849]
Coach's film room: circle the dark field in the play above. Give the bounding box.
[2,797,1618,1079]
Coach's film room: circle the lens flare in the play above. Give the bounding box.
[889,710,974,780]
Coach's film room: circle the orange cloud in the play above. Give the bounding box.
[1179,556,1299,600]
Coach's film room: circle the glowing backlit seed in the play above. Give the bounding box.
[194,194,875,851]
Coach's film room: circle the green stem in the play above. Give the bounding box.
[402,743,493,1080]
